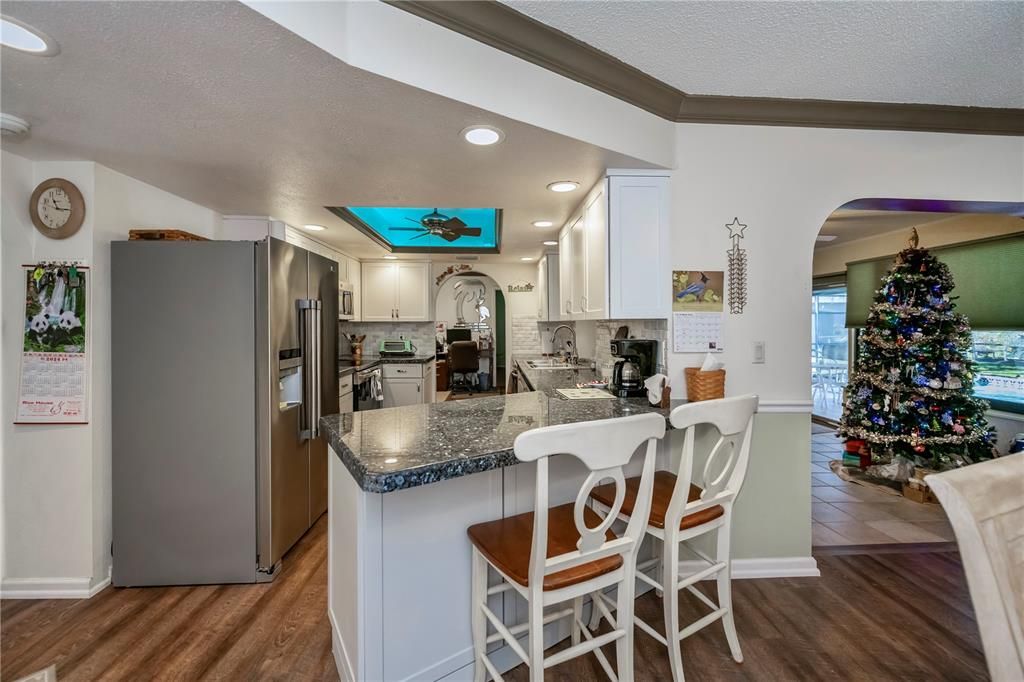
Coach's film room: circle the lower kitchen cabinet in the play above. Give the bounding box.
[381,361,436,408]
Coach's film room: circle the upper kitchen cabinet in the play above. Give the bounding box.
[557,171,671,320]
[536,253,560,322]
[361,261,432,321]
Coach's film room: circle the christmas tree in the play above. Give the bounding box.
[838,229,995,475]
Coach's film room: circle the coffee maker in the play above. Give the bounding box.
[609,339,658,397]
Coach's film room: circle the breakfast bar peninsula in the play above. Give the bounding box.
[320,359,678,682]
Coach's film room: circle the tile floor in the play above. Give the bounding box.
[810,423,955,546]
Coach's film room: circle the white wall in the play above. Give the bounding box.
[244,0,676,169]
[2,153,98,592]
[668,125,1024,560]
[435,275,498,331]
[1,152,221,597]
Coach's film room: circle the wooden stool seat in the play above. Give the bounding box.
[468,503,622,591]
[590,471,724,530]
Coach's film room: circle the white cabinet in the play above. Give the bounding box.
[556,172,671,320]
[558,228,573,318]
[569,217,586,320]
[383,379,422,409]
[396,262,430,321]
[536,253,560,322]
[607,174,672,318]
[362,262,398,321]
[361,261,432,321]
[583,185,607,319]
[381,361,435,408]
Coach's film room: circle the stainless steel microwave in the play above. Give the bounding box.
[339,285,354,319]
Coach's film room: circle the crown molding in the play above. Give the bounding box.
[388,0,1024,136]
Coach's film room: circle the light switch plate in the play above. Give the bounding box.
[753,341,765,364]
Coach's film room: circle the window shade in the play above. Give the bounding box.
[845,231,1024,329]
[813,273,846,291]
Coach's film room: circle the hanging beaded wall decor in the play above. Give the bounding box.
[725,217,748,314]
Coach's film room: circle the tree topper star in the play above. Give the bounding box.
[726,217,747,240]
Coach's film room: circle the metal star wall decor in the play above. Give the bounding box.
[725,217,748,314]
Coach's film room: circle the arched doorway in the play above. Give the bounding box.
[809,198,1023,549]
[434,271,506,398]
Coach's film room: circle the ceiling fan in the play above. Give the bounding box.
[388,209,483,242]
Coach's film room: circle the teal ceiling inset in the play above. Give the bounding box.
[328,206,502,253]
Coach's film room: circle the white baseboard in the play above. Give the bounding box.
[680,556,820,579]
[328,607,356,682]
[1,567,111,600]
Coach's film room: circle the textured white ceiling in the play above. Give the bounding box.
[1,1,650,261]
[504,1,1024,108]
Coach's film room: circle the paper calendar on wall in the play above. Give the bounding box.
[673,312,724,353]
[16,262,90,424]
[672,270,725,353]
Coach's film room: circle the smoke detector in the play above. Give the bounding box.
[0,113,30,138]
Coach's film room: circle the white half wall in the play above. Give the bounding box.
[1,151,221,598]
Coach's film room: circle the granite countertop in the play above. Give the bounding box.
[338,353,436,376]
[321,354,682,494]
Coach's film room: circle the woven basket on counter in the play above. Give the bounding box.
[684,368,726,402]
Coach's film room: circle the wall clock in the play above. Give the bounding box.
[29,178,85,239]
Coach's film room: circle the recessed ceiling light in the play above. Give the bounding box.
[384,457,398,464]
[383,255,398,260]
[547,181,579,193]
[1,16,58,55]
[0,112,30,138]
[543,240,557,246]
[461,125,504,146]
[303,224,326,232]
[532,220,553,228]
[520,257,533,261]
[816,235,838,242]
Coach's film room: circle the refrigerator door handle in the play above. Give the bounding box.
[298,299,321,441]
[312,301,322,439]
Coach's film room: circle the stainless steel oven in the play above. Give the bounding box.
[354,366,383,411]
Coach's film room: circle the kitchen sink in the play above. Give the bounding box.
[525,359,575,370]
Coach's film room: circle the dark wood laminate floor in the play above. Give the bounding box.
[1,516,336,681]
[2,522,986,681]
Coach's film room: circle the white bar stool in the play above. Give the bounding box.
[467,412,666,682]
[589,394,759,682]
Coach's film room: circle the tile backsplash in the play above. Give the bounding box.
[530,318,669,381]
[338,321,435,357]
[594,319,669,380]
[512,314,543,356]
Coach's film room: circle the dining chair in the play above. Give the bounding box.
[467,412,666,682]
[927,455,1024,681]
[450,340,480,395]
[589,394,759,682]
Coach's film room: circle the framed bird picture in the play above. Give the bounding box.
[672,270,725,312]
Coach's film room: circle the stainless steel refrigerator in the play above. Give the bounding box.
[111,237,338,586]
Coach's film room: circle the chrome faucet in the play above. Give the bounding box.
[551,324,578,365]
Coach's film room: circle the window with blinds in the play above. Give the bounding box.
[845,231,1024,330]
